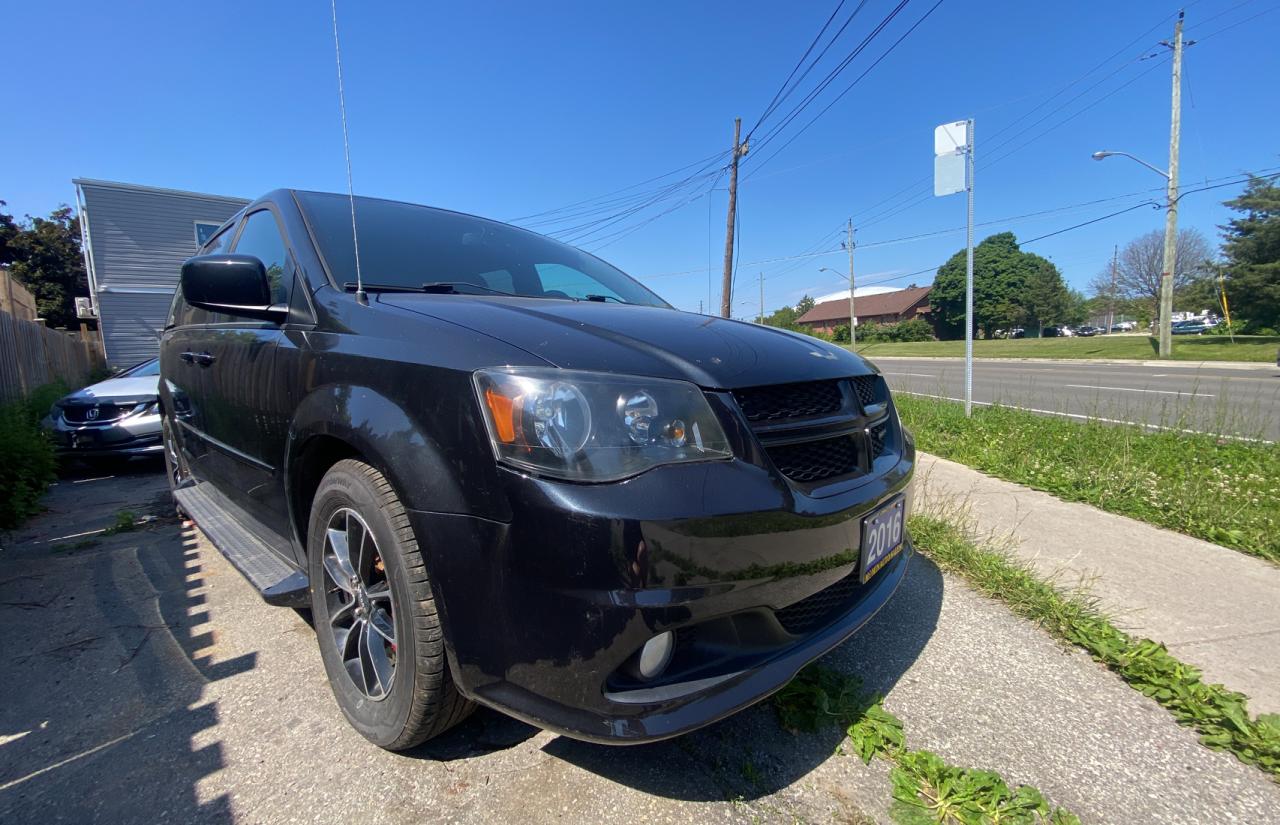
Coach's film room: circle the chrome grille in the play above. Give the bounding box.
[61,404,131,424]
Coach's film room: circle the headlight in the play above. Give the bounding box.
[473,368,732,482]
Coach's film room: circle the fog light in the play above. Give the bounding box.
[634,631,675,681]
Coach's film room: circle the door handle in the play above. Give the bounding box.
[193,352,216,367]
[179,351,196,363]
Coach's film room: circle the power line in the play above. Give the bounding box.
[747,0,948,178]
[747,0,852,138]
[747,1,912,161]
[507,149,730,223]
[636,168,1279,282]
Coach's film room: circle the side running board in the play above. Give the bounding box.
[174,482,310,607]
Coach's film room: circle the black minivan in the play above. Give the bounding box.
[160,190,915,750]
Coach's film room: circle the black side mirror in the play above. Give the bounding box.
[180,254,285,321]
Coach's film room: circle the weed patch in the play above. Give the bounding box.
[101,510,138,536]
[0,381,64,530]
[774,667,1079,824]
[910,513,1280,780]
[897,395,1280,562]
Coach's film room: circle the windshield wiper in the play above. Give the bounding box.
[420,281,517,296]
[584,294,626,304]
[342,282,424,293]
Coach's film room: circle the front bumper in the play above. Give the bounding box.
[412,445,915,744]
[42,412,164,458]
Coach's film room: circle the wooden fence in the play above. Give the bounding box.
[0,308,105,403]
[0,268,38,322]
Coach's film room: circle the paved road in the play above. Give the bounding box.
[2,465,1278,823]
[869,356,1280,440]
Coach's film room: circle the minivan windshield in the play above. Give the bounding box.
[295,191,669,308]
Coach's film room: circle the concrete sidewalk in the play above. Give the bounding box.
[914,452,1280,714]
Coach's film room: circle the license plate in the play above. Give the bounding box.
[860,496,905,583]
[71,430,99,449]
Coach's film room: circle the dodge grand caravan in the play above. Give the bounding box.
[159,190,915,750]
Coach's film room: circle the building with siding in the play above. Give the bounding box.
[795,285,932,335]
[73,179,249,367]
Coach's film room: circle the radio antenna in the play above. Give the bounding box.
[330,0,366,305]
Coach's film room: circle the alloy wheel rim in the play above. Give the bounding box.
[163,420,184,487]
[322,507,397,701]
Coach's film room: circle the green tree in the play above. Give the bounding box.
[763,294,816,331]
[1219,176,1280,331]
[7,205,87,328]
[930,232,1060,339]
[0,201,20,265]
[1023,260,1072,335]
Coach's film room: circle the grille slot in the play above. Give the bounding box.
[61,404,131,424]
[733,380,843,423]
[766,435,861,483]
[852,375,886,409]
[775,571,863,634]
[869,421,888,459]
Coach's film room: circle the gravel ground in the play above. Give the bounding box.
[1,465,1277,824]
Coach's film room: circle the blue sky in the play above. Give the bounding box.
[4,1,1277,315]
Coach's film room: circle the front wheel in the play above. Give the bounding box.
[307,459,473,749]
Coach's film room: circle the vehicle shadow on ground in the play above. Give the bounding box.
[0,467,254,824]
[412,552,944,802]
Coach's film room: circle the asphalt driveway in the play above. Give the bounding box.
[1,463,1277,824]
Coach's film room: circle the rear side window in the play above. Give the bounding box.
[232,210,292,305]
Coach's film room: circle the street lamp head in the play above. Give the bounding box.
[1091,151,1112,161]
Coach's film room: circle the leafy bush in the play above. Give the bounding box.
[856,318,935,344]
[0,382,64,530]
[831,324,851,343]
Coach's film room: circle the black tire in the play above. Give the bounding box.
[307,459,473,750]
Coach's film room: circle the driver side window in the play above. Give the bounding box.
[232,210,292,305]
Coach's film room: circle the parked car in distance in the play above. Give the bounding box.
[41,358,163,466]
[1172,319,1209,335]
[160,190,916,751]
[1109,322,1136,332]
[1075,325,1101,337]
[1042,326,1073,337]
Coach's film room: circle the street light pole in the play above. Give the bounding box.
[1091,13,1186,358]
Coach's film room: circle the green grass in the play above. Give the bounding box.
[773,666,1080,823]
[909,513,1280,780]
[896,394,1280,563]
[849,334,1280,362]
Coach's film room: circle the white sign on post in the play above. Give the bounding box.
[934,119,975,416]
[934,120,968,156]
[933,121,968,196]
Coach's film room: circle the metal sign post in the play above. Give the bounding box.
[934,120,975,416]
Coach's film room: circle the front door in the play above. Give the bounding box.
[196,208,297,538]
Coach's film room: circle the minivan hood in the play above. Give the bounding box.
[62,375,159,406]
[379,295,874,388]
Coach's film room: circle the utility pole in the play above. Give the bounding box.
[845,218,857,347]
[758,272,765,324]
[698,299,703,314]
[720,118,747,318]
[1157,12,1184,358]
[1108,244,1118,333]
